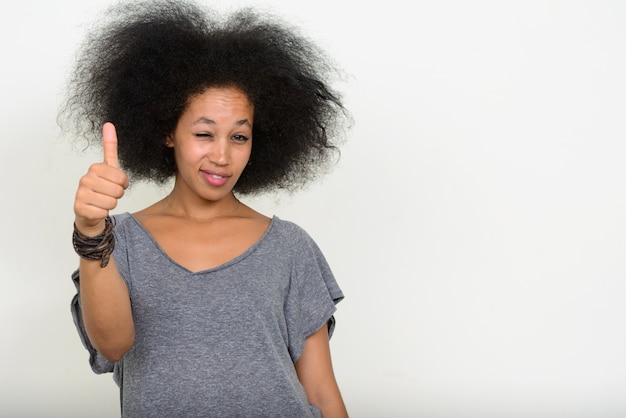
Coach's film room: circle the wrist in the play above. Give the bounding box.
[72,216,116,268]
[74,217,107,237]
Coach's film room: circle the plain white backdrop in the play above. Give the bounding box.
[1,0,625,417]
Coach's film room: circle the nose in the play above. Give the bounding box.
[208,138,230,166]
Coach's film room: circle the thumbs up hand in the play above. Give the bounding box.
[74,123,129,236]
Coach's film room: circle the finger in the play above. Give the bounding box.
[102,122,119,168]
[84,163,129,194]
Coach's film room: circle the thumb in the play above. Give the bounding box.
[102,122,120,168]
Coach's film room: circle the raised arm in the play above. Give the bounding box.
[73,122,134,362]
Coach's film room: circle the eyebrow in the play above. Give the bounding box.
[192,117,251,127]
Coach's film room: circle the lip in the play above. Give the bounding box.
[200,169,231,187]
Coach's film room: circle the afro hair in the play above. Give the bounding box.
[59,0,350,194]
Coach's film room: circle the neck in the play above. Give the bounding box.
[165,192,240,222]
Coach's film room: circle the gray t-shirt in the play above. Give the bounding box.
[71,213,343,417]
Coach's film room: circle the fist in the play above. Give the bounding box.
[74,123,129,236]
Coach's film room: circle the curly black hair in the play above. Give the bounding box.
[59,0,349,194]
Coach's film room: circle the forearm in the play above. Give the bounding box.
[296,325,348,417]
[310,388,348,418]
[79,257,135,362]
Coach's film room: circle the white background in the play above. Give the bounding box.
[1,0,625,417]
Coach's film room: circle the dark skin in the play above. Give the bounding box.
[74,87,348,417]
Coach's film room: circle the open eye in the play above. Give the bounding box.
[232,134,250,143]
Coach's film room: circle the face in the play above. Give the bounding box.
[167,86,254,201]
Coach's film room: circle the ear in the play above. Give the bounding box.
[164,135,174,148]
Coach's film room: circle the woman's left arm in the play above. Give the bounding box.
[295,324,349,418]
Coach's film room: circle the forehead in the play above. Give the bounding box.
[185,86,253,114]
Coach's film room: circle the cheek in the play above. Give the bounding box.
[175,144,204,164]
[241,146,253,167]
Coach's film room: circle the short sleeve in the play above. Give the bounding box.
[283,223,344,362]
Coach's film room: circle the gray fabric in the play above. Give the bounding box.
[71,213,343,417]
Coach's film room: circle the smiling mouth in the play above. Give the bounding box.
[201,169,229,177]
[201,170,230,186]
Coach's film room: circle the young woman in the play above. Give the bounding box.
[62,1,350,416]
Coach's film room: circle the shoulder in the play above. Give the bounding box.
[267,217,321,251]
[111,212,135,230]
[111,212,143,243]
[270,217,310,239]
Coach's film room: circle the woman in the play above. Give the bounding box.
[63,1,350,416]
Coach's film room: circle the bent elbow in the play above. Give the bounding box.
[93,332,135,362]
[100,346,131,363]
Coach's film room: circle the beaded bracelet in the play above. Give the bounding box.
[72,216,116,268]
